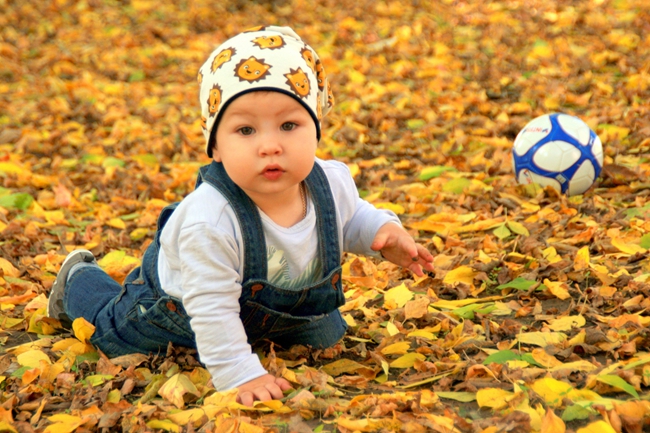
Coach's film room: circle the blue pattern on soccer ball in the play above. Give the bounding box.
[511,113,604,196]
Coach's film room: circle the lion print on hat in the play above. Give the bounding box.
[197,26,333,157]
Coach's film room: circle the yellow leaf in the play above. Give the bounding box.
[348,69,366,85]
[46,363,65,383]
[574,246,590,271]
[507,221,529,236]
[347,163,360,178]
[72,317,96,343]
[443,266,476,285]
[342,314,357,327]
[129,228,150,241]
[568,330,586,346]
[436,391,476,402]
[0,422,17,433]
[146,419,181,433]
[598,125,629,142]
[506,360,530,369]
[166,408,207,426]
[531,348,562,368]
[407,329,434,340]
[611,237,646,255]
[389,353,425,369]
[0,258,19,277]
[576,420,617,433]
[202,389,238,406]
[97,250,141,283]
[16,349,51,368]
[417,413,461,432]
[0,162,26,176]
[543,279,571,300]
[44,414,83,433]
[542,247,562,264]
[383,283,413,309]
[546,315,586,332]
[253,400,292,413]
[158,373,200,409]
[386,321,400,336]
[431,296,503,309]
[358,156,389,168]
[336,416,397,432]
[476,388,514,409]
[373,202,405,214]
[320,358,375,377]
[381,342,411,355]
[107,218,126,229]
[107,389,121,403]
[550,360,598,373]
[509,102,532,114]
[531,377,573,407]
[517,331,567,347]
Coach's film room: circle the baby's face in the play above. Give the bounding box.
[213,91,317,204]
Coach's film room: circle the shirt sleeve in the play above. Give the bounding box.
[177,222,268,391]
[322,160,402,256]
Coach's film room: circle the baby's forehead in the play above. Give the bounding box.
[222,90,312,116]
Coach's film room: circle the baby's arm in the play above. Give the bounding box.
[371,222,434,276]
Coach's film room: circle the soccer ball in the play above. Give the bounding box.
[512,113,604,196]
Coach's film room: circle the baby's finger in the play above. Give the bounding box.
[275,377,293,391]
[239,391,254,407]
[265,383,285,400]
[254,387,272,402]
[371,231,389,251]
[409,262,425,277]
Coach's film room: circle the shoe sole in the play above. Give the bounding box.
[47,249,97,326]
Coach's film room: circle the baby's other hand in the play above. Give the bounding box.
[236,374,292,407]
[371,223,434,277]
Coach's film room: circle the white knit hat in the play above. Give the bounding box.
[197,26,334,157]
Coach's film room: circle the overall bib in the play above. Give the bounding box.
[67,161,347,357]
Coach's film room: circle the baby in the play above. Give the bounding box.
[48,26,434,405]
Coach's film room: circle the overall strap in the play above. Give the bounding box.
[195,161,341,282]
[303,163,341,276]
[196,162,268,280]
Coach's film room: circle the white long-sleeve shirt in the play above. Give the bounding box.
[157,158,400,390]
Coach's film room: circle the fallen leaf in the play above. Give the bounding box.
[158,373,201,409]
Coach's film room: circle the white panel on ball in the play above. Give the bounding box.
[592,136,604,167]
[518,169,562,192]
[513,115,552,155]
[568,161,596,196]
[557,114,591,146]
[533,141,581,172]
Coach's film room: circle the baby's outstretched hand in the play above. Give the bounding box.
[236,374,292,406]
[371,223,434,277]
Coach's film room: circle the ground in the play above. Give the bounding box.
[1,0,650,432]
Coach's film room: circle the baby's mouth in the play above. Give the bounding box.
[262,165,284,180]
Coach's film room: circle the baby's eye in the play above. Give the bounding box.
[281,122,296,131]
[238,126,254,135]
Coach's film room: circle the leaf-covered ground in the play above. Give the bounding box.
[1,0,650,432]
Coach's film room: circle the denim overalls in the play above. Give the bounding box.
[64,161,347,357]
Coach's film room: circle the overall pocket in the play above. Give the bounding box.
[241,300,312,344]
[136,296,196,344]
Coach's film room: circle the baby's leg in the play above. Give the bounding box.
[63,265,125,326]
